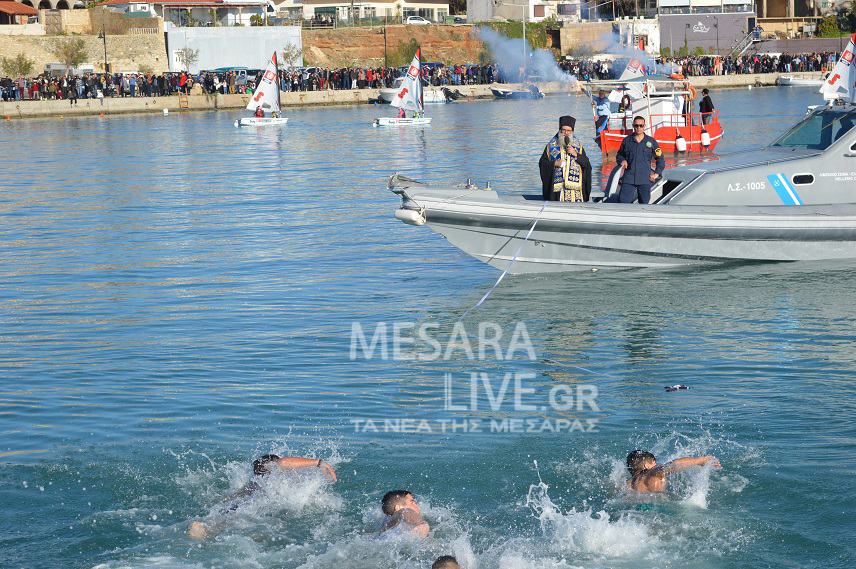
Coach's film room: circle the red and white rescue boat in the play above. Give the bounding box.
[588,78,724,156]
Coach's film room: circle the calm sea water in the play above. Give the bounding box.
[1,86,855,569]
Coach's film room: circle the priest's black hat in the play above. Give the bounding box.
[559,115,576,129]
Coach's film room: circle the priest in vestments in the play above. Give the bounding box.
[539,115,593,202]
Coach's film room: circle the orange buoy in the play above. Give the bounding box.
[670,72,685,80]
[687,84,698,101]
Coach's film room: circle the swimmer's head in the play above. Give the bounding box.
[382,490,420,515]
[253,454,281,476]
[626,450,657,475]
[432,556,460,569]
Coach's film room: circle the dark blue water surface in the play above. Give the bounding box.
[1,86,854,569]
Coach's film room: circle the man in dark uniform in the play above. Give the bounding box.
[698,88,714,125]
[538,115,593,202]
[615,116,665,204]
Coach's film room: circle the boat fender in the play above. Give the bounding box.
[701,128,711,148]
[675,133,687,153]
[603,164,625,202]
[687,84,697,101]
[395,208,426,226]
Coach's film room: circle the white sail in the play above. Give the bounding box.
[819,33,856,103]
[618,58,646,81]
[390,48,424,113]
[246,52,281,113]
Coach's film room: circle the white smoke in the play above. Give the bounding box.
[478,27,577,84]
[597,31,680,77]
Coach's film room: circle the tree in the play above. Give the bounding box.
[175,47,199,72]
[53,37,88,73]
[1,52,35,78]
[249,14,264,26]
[389,38,419,67]
[817,15,841,37]
[281,42,302,67]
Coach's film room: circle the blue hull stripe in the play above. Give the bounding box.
[767,174,803,206]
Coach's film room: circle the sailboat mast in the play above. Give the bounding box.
[275,51,282,111]
[418,47,423,112]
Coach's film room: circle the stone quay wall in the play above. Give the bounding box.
[0,74,822,120]
[0,33,169,75]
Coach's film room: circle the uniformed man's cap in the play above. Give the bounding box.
[559,115,576,129]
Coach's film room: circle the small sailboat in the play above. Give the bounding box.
[234,52,289,128]
[373,48,432,127]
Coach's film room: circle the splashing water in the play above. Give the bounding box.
[526,477,655,558]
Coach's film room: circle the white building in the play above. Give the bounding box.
[280,0,449,22]
[103,0,268,27]
[165,25,302,71]
[466,0,559,22]
[614,17,661,54]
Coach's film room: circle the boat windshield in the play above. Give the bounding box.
[772,109,856,150]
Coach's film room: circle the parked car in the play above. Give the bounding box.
[405,15,431,25]
[453,16,467,24]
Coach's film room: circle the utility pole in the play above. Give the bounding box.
[98,10,108,73]
[521,1,526,77]
[714,16,719,54]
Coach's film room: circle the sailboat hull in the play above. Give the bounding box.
[373,117,432,127]
[235,117,289,127]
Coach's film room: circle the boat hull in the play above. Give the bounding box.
[374,117,432,127]
[777,75,824,87]
[395,188,856,274]
[490,88,544,100]
[235,117,289,127]
[600,122,723,155]
[378,87,449,104]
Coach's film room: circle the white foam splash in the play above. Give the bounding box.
[526,481,655,557]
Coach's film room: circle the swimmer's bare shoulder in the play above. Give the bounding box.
[629,455,721,493]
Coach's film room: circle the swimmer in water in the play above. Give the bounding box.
[432,555,460,569]
[187,454,337,540]
[379,489,430,538]
[626,450,721,493]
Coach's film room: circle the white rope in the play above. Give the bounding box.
[461,202,548,319]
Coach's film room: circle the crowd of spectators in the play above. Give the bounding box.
[0,52,838,102]
[560,51,836,81]
[0,63,500,101]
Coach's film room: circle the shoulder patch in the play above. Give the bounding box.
[654,147,663,157]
